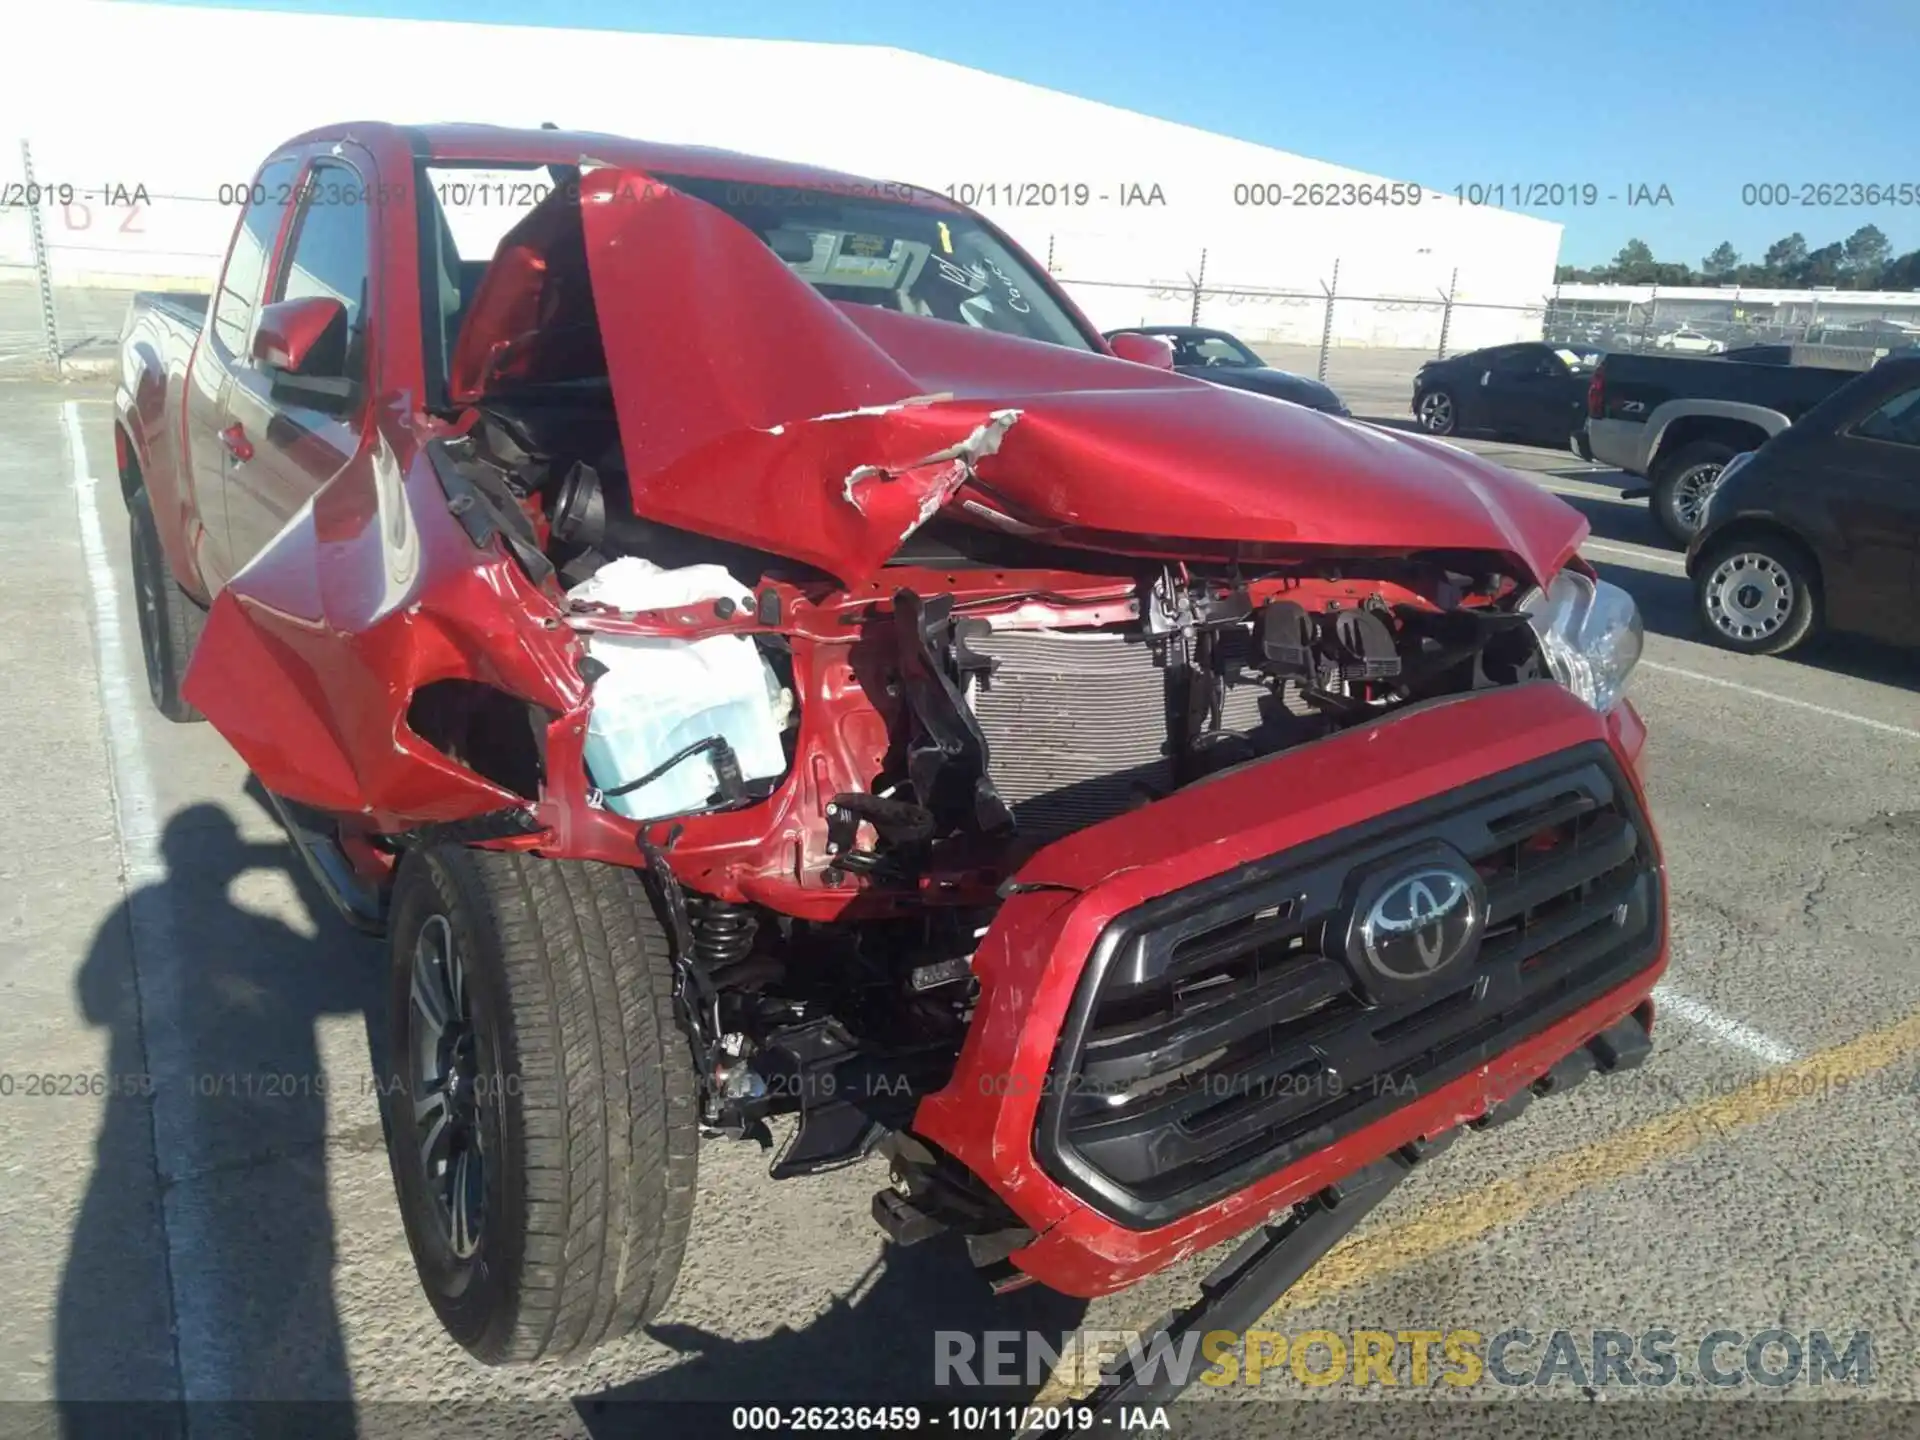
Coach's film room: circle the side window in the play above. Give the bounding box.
[273,162,373,384]
[1490,348,1537,375]
[1192,336,1248,366]
[1852,386,1920,448]
[210,158,300,358]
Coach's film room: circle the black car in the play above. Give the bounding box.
[1412,342,1604,449]
[1101,325,1350,415]
[1686,355,1920,656]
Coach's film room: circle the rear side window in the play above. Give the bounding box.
[1853,386,1920,448]
[211,158,300,358]
[274,162,373,383]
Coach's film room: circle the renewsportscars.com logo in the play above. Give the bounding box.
[935,1327,1875,1392]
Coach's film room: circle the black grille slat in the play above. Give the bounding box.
[1078,958,1354,1093]
[1484,812,1638,925]
[1036,741,1664,1229]
[1490,867,1647,970]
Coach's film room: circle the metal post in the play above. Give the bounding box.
[1436,267,1458,359]
[1190,248,1207,326]
[20,141,61,368]
[1317,258,1339,382]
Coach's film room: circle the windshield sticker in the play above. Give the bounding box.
[937,220,954,255]
[827,237,908,282]
[978,256,1032,314]
[932,256,988,293]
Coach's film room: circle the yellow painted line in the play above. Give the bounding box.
[1036,1005,1920,1403]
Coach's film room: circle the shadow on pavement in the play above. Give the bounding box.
[55,791,383,1440]
[575,1237,1091,1440]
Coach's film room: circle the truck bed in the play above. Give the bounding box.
[1594,350,1858,423]
[135,291,211,327]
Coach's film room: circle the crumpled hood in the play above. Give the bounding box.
[455,168,1586,586]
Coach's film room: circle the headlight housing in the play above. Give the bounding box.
[1520,570,1643,712]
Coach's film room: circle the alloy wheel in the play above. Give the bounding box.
[409,913,487,1258]
[1704,551,1794,643]
[1418,392,1454,433]
[1670,462,1726,533]
[131,523,166,689]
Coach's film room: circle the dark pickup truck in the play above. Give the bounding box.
[1585,350,1862,544]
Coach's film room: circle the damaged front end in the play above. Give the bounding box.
[182,160,1646,1291]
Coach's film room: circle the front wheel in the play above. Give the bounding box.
[1651,441,1737,546]
[380,845,699,1365]
[128,488,207,723]
[1695,536,1819,656]
[1416,389,1457,435]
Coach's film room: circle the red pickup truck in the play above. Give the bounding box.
[115,122,1667,1391]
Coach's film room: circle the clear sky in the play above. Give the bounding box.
[139,0,1917,269]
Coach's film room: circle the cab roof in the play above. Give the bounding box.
[280,120,967,213]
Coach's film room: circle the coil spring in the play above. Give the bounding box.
[690,898,758,972]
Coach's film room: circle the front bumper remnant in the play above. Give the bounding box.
[1027,1010,1653,1432]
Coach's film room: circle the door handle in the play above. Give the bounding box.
[220,423,254,462]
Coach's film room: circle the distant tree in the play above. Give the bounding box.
[1761,233,1809,281]
[1878,248,1920,290]
[1609,239,1658,283]
[1701,242,1742,279]
[1793,242,1847,287]
[1840,225,1891,284]
[1560,231,1920,290]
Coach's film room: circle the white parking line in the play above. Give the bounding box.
[1581,539,1688,570]
[62,400,214,1399]
[1652,981,1798,1065]
[1640,660,1920,742]
[1536,481,1635,504]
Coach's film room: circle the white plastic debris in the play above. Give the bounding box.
[569,558,791,821]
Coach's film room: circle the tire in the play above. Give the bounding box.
[381,845,699,1365]
[1651,440,1738,547]
[128,487,207,723]
[1695,534,1819,656]
[1416,388,1457,435]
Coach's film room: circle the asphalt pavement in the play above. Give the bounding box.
[1,377,1916,1438]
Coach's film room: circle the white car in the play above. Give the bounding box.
[1654,327,1727,354]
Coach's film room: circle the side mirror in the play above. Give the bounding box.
[252,296,356,409]
[1108,332,1176,369]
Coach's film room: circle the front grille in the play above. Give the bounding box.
[1034,742,1662,1229]
[965,628,1264,839]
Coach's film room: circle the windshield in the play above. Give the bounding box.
[1173,332,1262,368]
[655,174,1095,352]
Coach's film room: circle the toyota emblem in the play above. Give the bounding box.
[1358,864,1483,981]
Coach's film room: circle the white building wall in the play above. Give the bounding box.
[0,2,1560,349]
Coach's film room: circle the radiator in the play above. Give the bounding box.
[965,628,1264,839]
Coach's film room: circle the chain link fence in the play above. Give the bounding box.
[10,131,1915,404]
[1539,292,1920,356]
[1,141,221,374]
[1057,265,1551,419]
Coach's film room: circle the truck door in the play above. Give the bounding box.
[222,156,375,573]
[185,157,301,590]
[1825,379,1920,643]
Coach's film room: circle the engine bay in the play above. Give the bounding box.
[413,398,1561,1224]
